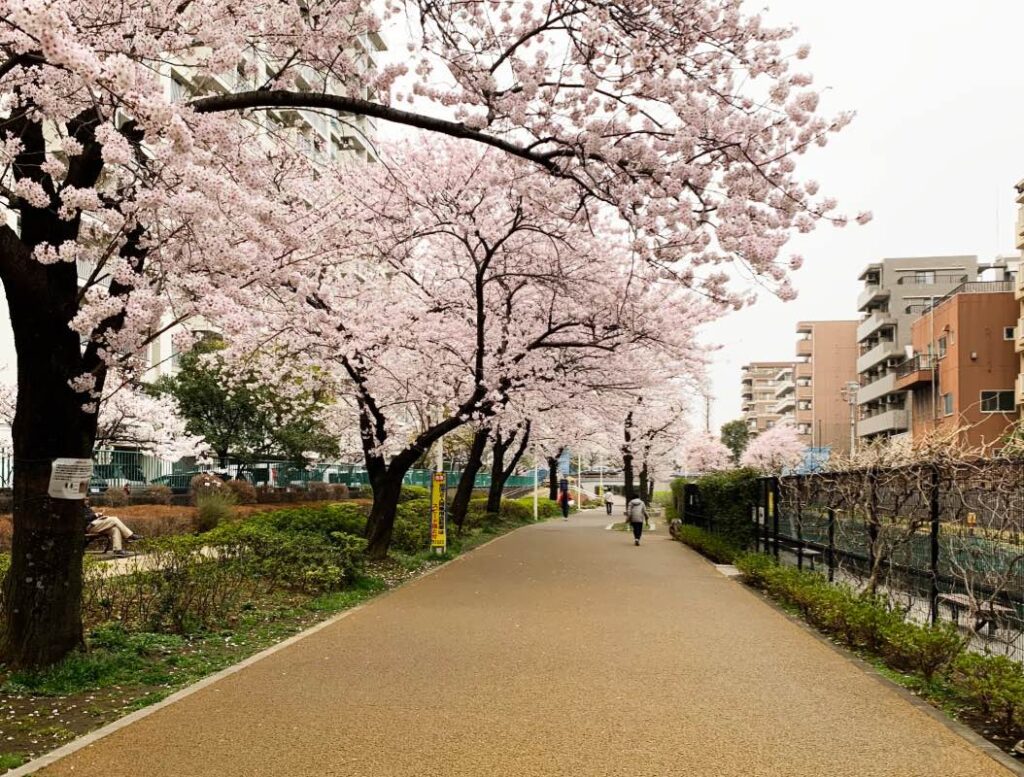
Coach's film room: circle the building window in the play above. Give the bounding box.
[766,420,775,429]
[937,336,947,358]
[980,390,1015,413]
[1004,326,1016,341]
[943,393,953,416]
[915,270,936,284]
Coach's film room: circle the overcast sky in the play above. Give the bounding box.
[700,1,1024,432]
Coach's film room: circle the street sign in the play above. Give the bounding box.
[430,471,446,552]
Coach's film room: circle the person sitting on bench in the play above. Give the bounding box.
[83,500,142,557]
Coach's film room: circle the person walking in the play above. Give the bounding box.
[558,486,571,520]
[603,488,615,515]
[626,496,649,546]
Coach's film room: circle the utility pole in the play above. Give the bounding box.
[841,381,859,455]
[532,444,538,521]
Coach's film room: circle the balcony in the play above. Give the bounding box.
[773,367,794,383]
[857,373,898,405]
[796,383,812,400]
[1017,318,1024,353]
[795,363,812,379]
[1017,374,1024,406]
[741,387,753,400]
[857,340,901,373]
[856,311,896,343]
[858,408,909,437]
[857,284,889,311]
[894,354,935,390]
[796,339,813,358]
[1016,270,1024,300]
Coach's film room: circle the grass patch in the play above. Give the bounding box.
[0,756,25,771]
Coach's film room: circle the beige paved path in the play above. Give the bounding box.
[38,510,1011,776]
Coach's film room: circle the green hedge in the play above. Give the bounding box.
[673,525,740,564]
[674,468,760,548]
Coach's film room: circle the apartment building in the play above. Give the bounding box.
[894,281,1019,450]
[1016,178,1024,412]
[792,321,859,455]
[741,361,797,435]
[856,256,980,439]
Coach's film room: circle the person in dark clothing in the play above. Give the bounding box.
[558,487,571,520]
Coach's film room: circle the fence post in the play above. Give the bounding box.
[771,476,780,561]
[752,503,759,553]
[795,476,804,571]
[929,465,940,625]
[827,506,836,583]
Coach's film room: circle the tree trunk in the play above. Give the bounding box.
[546,446,564,501]
[638,462,648,506]
[622,412,635,502]
[488,421,530,513]
[451,426,488,532]
[0,257,96,668]
[364,467,406,560]
[486,434,509,514]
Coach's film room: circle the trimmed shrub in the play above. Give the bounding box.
[326,484,349,500]
[673,524,741,564]
[138,485,172,505]
[685,468,760,548]
[255,503,368,538]
[954,653,1024,737]
[393,498,432,553]
[399,485,430,503]
[883,620,966,680]
[307,481,331,501]
[190,472,225,496]
[225,479,257,505]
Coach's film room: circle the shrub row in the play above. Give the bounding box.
[672,524,741,564]
[735,553,1024,739]
[676,468,761,548]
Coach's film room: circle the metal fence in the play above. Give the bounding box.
[0,450,536,493]
[679,462,1024,657]
[762,462,1024,657]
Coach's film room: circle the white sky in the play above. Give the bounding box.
[700,0,1024,432]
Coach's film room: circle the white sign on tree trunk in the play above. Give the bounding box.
[48,458,93,500]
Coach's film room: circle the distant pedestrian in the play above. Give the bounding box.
[559,485,571,520]
[603,488,615,515]
[626,496,649,546]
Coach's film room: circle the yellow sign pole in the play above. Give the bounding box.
[430,471,447,554]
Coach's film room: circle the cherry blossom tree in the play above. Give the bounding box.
[740,422,805,474]
[0,0,856,665]
[684,433,733,474]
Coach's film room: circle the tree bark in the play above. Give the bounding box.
[450,426,489,532]
[364,466,406,559]
[622,412,635,502]
[546,446,564,501]
[0,238,96,668]
[484,422,530,513]
[638,462,648,506]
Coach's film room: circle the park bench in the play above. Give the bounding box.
[772,539,824,570]
[84,530,113,554]
[938,593,1016,635]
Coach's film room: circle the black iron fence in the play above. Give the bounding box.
[680,461,1024,655]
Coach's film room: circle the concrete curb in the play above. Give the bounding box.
[678,541,1024,777]
[4,523,530,777]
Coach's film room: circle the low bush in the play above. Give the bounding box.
[398,485,430,503]
[189,472,225,497]
[225,479,257,505]
[195,489,236,533]
[954,653,1024,737]
[254,503,368,538]
[673,524,740,564]
[734,553,967,685]
[138,485,172,505]
[94,489,130,508]
[393,498,432,553]
[306,482,331,501]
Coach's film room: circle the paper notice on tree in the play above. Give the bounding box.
[48,458,93,500]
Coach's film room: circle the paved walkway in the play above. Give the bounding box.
[36,509,1011,776]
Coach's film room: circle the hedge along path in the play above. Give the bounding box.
[31,509,1013,777]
